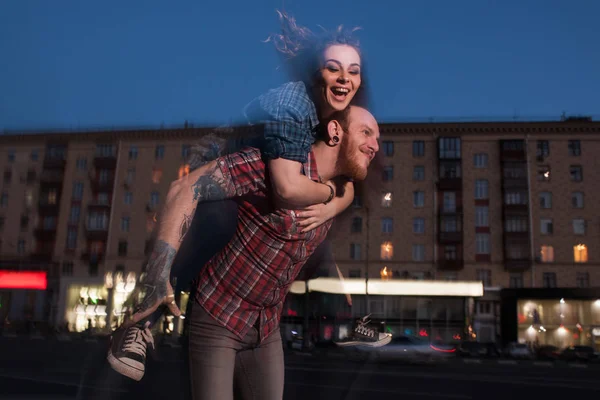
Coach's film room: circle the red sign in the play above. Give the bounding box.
[0,271,47,289]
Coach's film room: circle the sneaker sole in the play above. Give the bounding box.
[107,352,145,381]
[334,334,392,348]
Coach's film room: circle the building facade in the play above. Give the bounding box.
[0,118,598,343]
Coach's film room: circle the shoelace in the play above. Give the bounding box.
[354,314,376,338]
[122,324,155,356]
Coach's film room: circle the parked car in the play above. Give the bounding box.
[536,345,560,361]
[505,342,533,359]
[356,335,456,364]
[457,341,500,358]
[561,346,596,362]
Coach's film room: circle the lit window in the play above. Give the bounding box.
[24,189,33,208]
[178,164,190,179]
[537,166,550,181]
[48,189,57,205]
[380,266,391,281]
[380,242,393,260]
[574,244,588,263]
[540,245,554,262]
[152,168,162,184]
[381,192,392,207]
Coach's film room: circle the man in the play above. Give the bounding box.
[108,106,390,393]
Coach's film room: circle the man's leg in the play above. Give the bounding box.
[188,302,241,400]
[233,328,285,400]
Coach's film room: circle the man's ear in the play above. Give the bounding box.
[327,120,342,146]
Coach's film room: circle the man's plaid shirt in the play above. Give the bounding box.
[194,146,332,342]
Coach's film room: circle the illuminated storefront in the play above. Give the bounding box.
[501,288,600,350]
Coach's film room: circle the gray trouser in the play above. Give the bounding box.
[188,303,284,400]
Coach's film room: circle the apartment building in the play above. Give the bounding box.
[0,118,598,343]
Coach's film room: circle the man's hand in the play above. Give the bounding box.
[130,281,181,324]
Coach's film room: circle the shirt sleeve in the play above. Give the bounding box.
[243,82,316,164]
[216,148,268,198]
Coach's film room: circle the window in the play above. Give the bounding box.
[182,144,191,159]
[543,272,557,288]
[476,233,490,254]
[442,192,456,212]
[66,228,77,250]
[30,149,39,161]
[124,192,133,205]
[178,164,190,179]
[444,245,457,260]
[445,273,458,281]
[350,243,361,260]
[20,215,29,231]
[152,168,162,184]
[539,192,552,209]
[439,161,461,179]
[576,272,590,288]
[475,206,489,227]
[1,192,8,207]
[121,217,130,232]
[17,239,25,254]
[509,273,523,288]
[503,162,526,179]
[412,166,424,181]
[476,269,491,287]
[574,244,588,263]
[413,191,424,208]
[352,195,362,208]
[540,218,553,235]
[26,169,36,184]
[351,217,362,233]
[349,269,361,278]
[413,218,425,234]
[382,141,394,157]
[126,168,135,184]
[568,140,581,156]
[46,188,57,205]
[72,182,84,200]
[43,216,56,230]
[98,169,110,184]
[412,141,425,157]
[473,153,488,168]
[438,138,461,159]
[505,216,527,232]
[536,140,549,158]
[150,191,160,206]
[441,215,461,232]
[62,262,73,276]
[96,144,115,157]
[69,205,80,224]
[118,241,128,257]
[507,244,528,260]
[572,192,584,208]
[97,193,109,205]
[474,179,488,200]
[129,146,138,160]
[76,158,87,170]
[3,168,11,184]
[573,219,585,235]
[88,212,108,230]
[537,166,550,181]
[570,165,583,182]
[540,245,554,262]
[7,149,15,162]
[504,191,527,205]
[381,218,393,234]
[381,192,392,207]
[381,242,393,260]
[382,166,394,181]
[477,302,492,315]
[24,189,33,208]
[0,216,4,230]
[412,244,424,261]
[155,145,165,160]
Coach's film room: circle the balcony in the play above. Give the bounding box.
[85,227,108,241]
[88,201,111,210]
[39,170,64,183]
[501,177,528,189]
[43,157,67,169]
[93,156,117,169]
[437,259,464,271]
[500,141,526,162]
[503,203,528,215]
[34,227,57,240]
[439,231,463,244]
[504,258,532,272]
[437,177,462,190]
[81,252,105,263]
[38,200,60,215]
[439,208,463,217]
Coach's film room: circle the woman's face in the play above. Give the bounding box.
[315,44,362,117]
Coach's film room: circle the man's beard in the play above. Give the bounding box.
[336,139,368,181]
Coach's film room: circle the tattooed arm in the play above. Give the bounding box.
[130,159,236,323]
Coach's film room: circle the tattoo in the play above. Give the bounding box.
[179,210,194,242]
[191,164,227,202]
[143,240,176,286]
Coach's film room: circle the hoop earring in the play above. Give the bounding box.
[332,136,340,143]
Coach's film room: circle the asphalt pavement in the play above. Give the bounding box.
[0,336,599,400]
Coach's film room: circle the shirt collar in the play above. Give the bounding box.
[302,149,321,182]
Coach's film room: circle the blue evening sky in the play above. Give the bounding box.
[1,0,598,131]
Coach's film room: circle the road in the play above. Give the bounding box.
[0,336,599,399]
